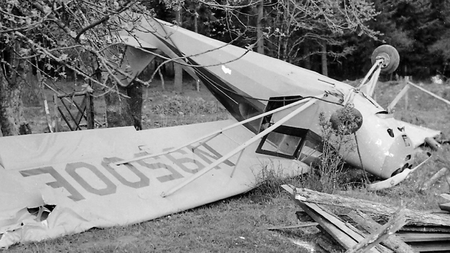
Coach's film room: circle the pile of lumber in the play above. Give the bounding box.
[282,185,450,253]
[439,193,450,213]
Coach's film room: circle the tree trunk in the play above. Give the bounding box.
[194,5,199,33]
[0,48,27,136]
[304,45,311,69]
[104,80,134,128]
[104,78,144,130]
[174,63,183,93]
[127,81,143,130]
[321,43,328,76]
[256,0,264,54]
[174,8,183,93]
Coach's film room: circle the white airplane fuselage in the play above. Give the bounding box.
[127,18,415,179]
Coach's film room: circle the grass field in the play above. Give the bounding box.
[7,77,450,252]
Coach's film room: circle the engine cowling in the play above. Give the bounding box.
[330,107,363,135]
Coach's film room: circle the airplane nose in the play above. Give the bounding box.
[380,133,415,178]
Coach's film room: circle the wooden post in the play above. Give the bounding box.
[419,167,448,193]
[256,0,264,54]
[158,67,165,91]
[43,95,53,133]
[404,76,409,110]
[86,92,94,129]
[37,71,53,133]
[174,7,183,93]
[53,94,59,132]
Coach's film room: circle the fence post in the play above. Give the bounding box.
[86,91,94,129]
[404,76,409,111]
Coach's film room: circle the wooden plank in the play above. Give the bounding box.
[408,241,450,252]
[282,185,389,253]
[397,232,450,242]
[53,94,60,132]
[419,167,448,193]
[348,211,417,253]
[57,91,89,98]
[72,96,87,129]
[439,202,450,212]
[346,208,407,253]
[441,193,450,201]
[265,222,318,230]
[306,203,366,242]
[60,98,80,130]
[286,185,450,227]
[299,201,360,250]
[57,106,73,131]
[401,225,450,233]
[86,93,94,129]
[300,202,391,253]
[387,83,410,113]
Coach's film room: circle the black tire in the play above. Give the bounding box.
[371,45,400,74]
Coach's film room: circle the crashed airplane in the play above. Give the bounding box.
[0,16,441,248]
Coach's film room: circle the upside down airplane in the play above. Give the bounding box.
[0,16,441,248]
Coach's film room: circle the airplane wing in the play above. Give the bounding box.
[0,113,311,248]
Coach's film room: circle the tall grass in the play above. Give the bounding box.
[254,104,364,195]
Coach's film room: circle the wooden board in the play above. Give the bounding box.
[439,202,450,212]
[407,241,450,252]
[397,232,450,242]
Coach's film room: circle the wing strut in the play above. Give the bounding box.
[115,95,325,166]
[161,96,322,198]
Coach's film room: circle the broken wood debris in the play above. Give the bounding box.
[281,184,450,253]
[439,202,450,213]
[346,206,406,253]
[265,222,318,230]
[286,186,450,227]
[440,184,450,213]
[347,210,416,253]
[419,167,448,193]
[298,200,392,252]
[441,193,450,202]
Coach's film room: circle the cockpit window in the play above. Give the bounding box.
[256,126,307,159]
[257,95,323,162]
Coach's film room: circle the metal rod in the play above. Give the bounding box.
[161,96,320,198]
[229,149,244,178]
[408,81,450,106]
[387,84,410,113]
[115,95,327,165]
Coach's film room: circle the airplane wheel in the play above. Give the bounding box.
[371,45,400,74]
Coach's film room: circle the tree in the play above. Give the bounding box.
[373,0,450,79]
[0,0,154,136]
[0,39,26,136]
[263,0,379,69]
[174,5,184,93]
[179,0,379,77]
[428,1,450,77]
